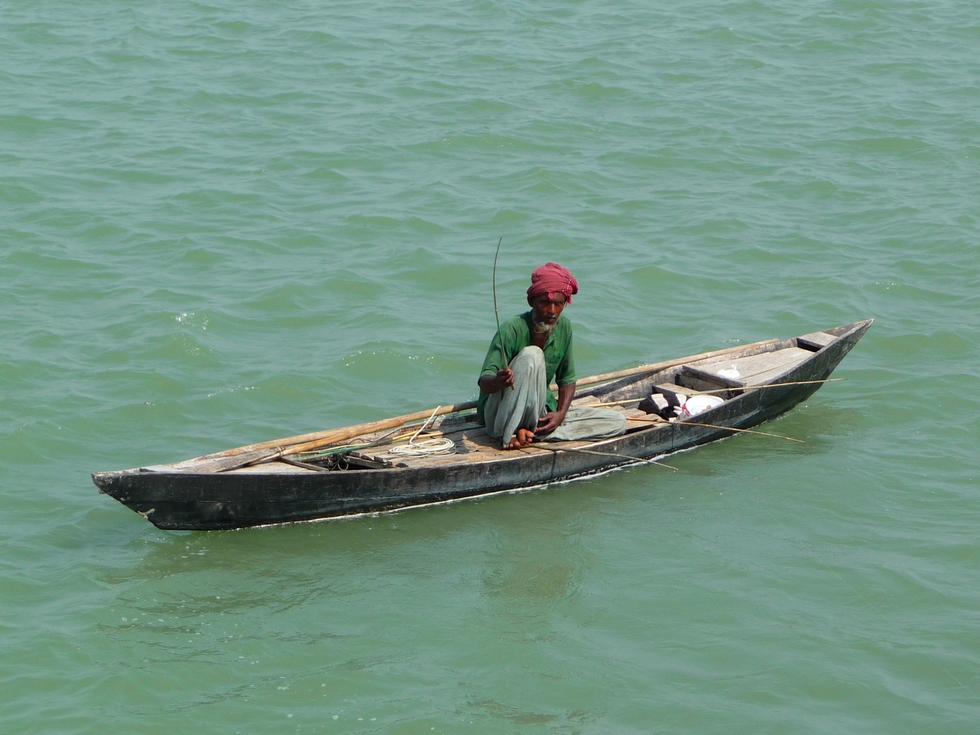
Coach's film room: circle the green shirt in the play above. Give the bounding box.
[476,311,577,424]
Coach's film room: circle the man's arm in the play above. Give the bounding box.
[477,317,518,396]
[537,381,575,436]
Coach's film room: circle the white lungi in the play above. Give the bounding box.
[483,346,627,446]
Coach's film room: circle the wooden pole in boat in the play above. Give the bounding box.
[593,378,846,405]
[529,443,679,470]
[625,416,806,444]
[183,404,476,465]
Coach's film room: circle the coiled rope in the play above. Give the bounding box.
[386,406,457,457]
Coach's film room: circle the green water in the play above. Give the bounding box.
[2,1,978,732]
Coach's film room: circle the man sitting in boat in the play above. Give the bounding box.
[477,262,627,449]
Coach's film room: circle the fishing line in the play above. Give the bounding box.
[490,235,516,391]
[625,417,807,444]
[528,442,678,470]
[492,236,503,337]
[593,378,846,405]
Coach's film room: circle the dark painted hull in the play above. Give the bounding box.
[93,320,872,530]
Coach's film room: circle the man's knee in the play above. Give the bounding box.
[511,345,545,370]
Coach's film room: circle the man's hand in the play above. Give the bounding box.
[537,382,575,436]
[536,410,566,436]
[479,367,514,395]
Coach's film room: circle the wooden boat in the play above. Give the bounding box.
[93,319,872,530]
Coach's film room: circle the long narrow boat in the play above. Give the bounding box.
[94,319,872,530]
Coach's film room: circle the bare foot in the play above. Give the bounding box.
[503,428,535,449]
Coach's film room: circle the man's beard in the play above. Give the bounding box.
[531,317,555,335]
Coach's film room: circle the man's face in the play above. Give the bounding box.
[528,293,567,332]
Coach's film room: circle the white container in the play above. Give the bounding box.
[680,394,724,417]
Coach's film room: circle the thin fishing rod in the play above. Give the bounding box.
[626,416,806,444]
[492,236,503,336]
[594,378,846,404]
[680,378,846,396]
[491,235,515,390]
[529,442,678,470]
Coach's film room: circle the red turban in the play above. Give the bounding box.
[527,262,578,304]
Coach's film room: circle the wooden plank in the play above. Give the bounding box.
[696,347,812,384]
[797,331,836,351]
[232,461,320,475]
[179,448,284,474]
[653,383,690,406]
[679,364,744,391]
[742,348,814,385]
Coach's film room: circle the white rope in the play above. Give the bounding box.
[386,406,457,457]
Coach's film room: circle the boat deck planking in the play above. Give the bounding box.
[695,346,816,385]
[220,342,821,475]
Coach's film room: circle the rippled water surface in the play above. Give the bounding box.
[2,1,978,732]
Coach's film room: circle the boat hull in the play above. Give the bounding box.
[93,320,872,530]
